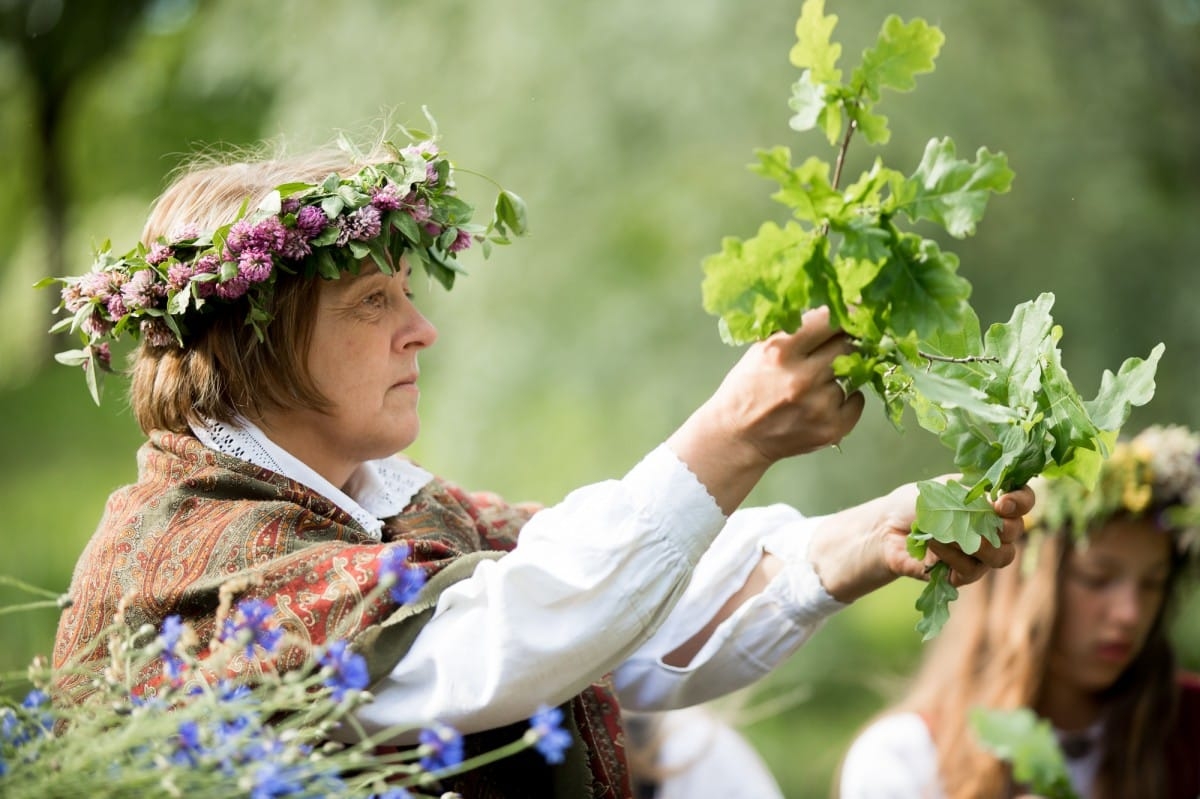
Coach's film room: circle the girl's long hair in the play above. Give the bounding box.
[840,523,1186,799]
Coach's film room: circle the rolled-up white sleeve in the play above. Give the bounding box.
[353,444,727,737]
[613,504,847,711]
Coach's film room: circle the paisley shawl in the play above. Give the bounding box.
[53,430,632,797]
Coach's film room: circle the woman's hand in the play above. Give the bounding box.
[809,479,1035,603]
[668,306,865,515]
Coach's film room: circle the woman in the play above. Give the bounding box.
[838,424,1200,799]
[48,132,1032,798]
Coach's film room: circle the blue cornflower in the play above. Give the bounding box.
[377,544,427,605]
[219,598,283,660]
[171,719,205,766]
[1,708,18,748]
[418,722,464,772]
[158,614,188,683]
[159,614,184,650]
[369,790,413,799]
[528,704,572,765]
[249,761,306,799]
[317,640,369,701]
[20,689,52,737]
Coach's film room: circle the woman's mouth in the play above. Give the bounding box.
[1095,641,1133,663]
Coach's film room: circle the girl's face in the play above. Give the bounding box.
[1048,518,1173,695]
[259,264,437,488]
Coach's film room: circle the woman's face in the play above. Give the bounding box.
[260,264,437,487]
[1048,518,1173,694]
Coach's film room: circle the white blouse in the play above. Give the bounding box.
[193,418,847,737]
[839,711,1102,799]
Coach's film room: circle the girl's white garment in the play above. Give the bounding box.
[839,711,1101,799]
[193,418,846,737]
[642,705,786,799]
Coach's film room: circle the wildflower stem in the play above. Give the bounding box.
[392,737,534,790]
[0,599,62,617]
[0,575,61,600]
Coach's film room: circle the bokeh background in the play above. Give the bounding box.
[1,0,1197,795]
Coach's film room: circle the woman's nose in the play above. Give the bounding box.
[1108,581,1144,627]
[396,299,438,351]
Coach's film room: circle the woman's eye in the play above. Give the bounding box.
[1140,577,1168,593]
[1073,571,1112,590]
[362,291,387,308]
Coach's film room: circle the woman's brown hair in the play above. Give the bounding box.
[128,146,392,434]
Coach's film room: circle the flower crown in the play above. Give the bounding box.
[42,137,528,403]
[1025,424,1200,559]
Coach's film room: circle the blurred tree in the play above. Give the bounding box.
[0,0,158,357]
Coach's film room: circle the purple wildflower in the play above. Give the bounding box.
[169,223,201,243]
[371,183,404,211]
[219,599,282,660]
[214,273,250,301]
[248,217,287,253]
[121,269,162,310]
[145,243,174,266]
[448,228,472,253]
[141,318,176,349]
[317,640,369,701]
[80,310,113,337]
[105,293,128,319]
[378,544,427,605]
[61,282,86,312]
[405,196,432,223]
[191,254,221,298]
[79,270,114,299]
[296,205,328,238]
[342,205,382,243]
[167,263,195,290]
[224,219,255,256]
[238,250,274,284]
[87,342,112,371]
[281,198,301,214]
[418,722,464,772]
[402,141,439,159]
[280,229,313,260]
[192,254,220,277]
[528,704,572,765]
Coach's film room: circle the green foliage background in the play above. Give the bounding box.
[1,1,1197,796]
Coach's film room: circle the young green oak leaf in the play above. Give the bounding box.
[847,15,943,145]
[970,708,1081,799]
[914,479,1003,555]
[890,138,1015,238]
[914,562,958,642]
[702,0,1164,641]
[701,221,819,345]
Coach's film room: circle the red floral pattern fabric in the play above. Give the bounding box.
[53,430,632,797]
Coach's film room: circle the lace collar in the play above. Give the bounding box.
[190,416,433,541]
